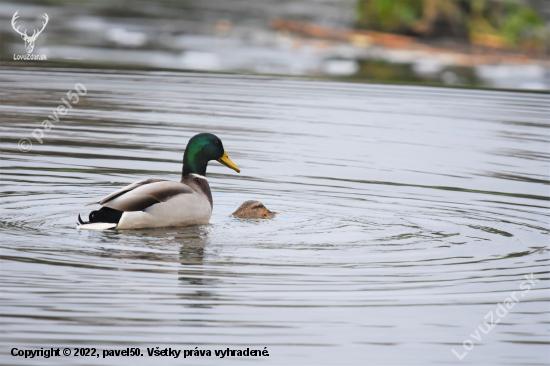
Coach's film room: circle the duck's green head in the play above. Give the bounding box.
[182,133,240,176]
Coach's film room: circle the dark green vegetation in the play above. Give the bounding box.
[356,0,547,51]
[353,60,480,86]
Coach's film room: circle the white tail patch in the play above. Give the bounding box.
[77,223,117,231]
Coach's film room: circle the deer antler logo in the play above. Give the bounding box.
[11,11,49,54]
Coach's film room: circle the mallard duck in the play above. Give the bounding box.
[77,133,240,230]
[231,200,278,219]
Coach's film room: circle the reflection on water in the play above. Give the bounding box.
[1,1,548,89]
[0,65,548,365]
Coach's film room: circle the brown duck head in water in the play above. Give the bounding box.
[231,200,278,219]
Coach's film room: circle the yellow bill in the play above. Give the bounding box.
[217,151,240,173]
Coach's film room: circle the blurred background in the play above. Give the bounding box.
[1,0,549,90]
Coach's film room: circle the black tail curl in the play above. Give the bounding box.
[77,207,124,225]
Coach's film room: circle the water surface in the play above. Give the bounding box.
[1,67,549,365]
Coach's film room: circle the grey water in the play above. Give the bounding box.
[1,66,549,365]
